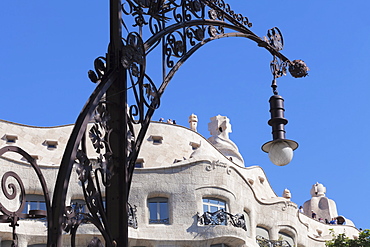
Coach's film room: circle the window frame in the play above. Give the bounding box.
[148,197,169,224]
[278,231,295,247]
[256,226,270,240]
[4,134,18,143]
[202,197,227,213]
[150,135,163,145]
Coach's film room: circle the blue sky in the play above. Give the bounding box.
[1,1,369,230]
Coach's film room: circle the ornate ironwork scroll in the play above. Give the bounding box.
[0,0,306,246]
[55,0,307,245]
[256,235,292,247]
[197,209,247,231]
[119,0,309,188]
[264,27,308,94]
[0,146,51,247]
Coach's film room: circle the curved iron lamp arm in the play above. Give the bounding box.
[0,1,308,246]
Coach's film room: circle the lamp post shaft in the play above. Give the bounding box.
[106,0,129,246]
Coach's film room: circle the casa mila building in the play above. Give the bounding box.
[0,115,359,247]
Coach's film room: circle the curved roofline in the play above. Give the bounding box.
[149,121,279,198]
[150,121,247,167]
[0,119,75,129]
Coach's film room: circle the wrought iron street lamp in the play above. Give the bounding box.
[261,58,308,166]
[0,0,308,246]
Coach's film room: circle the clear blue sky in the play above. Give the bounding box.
[1,1,369,230]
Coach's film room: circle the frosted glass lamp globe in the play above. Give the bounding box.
[262,139,298,166]
[268,141,293,166]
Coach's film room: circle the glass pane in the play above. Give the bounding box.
[209,199,219,205]
[39,202,46,211]
[159,202,168,219]
[203,205,208,213]
[202,198,209,203]
[279,232,294,246]
[149,202,157,220]
[210,206,218,212]
[256,226,269,239]
[30,201,38,210]
[22,202,30,214]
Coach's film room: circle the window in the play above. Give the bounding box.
[4,134,18,143]
[1,240,13,247]
[256,226,270,240]
[22,195,46,219]
[148,197,169,224]
[150,135,163,145]
[43,140,58,149]
[203,198,226,213]
[244,210,251,236]
[279,232,294,247]
[135,158,144,168]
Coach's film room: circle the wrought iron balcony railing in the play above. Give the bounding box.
[197,209,247,231]
[149,218,170,224]
[127,203,138,229]
[63,202,138,234]
[256,235,292,247]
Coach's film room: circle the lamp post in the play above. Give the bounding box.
[0,0,308,246]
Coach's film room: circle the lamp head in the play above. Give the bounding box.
[262,139,298,166]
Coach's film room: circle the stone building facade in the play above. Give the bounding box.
[0,116,359,247]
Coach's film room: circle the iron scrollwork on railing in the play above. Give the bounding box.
[128,203,138,229]
[197,209,247,231]
[256,236,292,247]
[63,201,138,234]
[149,218,169,224]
